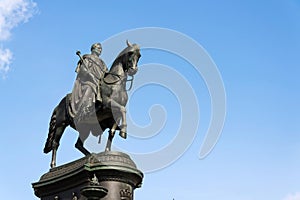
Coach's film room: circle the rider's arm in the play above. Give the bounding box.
[78,59,98,83]
[103,62,108,72]
[75,61,81,73]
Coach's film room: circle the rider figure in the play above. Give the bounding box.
[71,43,108,124]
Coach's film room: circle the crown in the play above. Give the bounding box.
[120,189,132,200]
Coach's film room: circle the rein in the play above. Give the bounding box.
[103,72,134,91]
[126,75,134,91]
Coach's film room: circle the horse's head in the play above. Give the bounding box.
[117,40,141,76]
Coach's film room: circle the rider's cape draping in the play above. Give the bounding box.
[70,54,107,118]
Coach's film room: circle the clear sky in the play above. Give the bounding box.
[0,0,300,200]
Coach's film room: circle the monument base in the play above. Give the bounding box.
[32,151,143,200]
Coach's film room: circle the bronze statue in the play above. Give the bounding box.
[43,41,141,168]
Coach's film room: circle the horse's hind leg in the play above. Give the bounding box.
[51,148,57,168]
[51,125,66,168]
[75,127,91,156]
[75,137,91,156]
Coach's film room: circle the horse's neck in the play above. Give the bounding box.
[109,62,127,90]
[110,62,124,77]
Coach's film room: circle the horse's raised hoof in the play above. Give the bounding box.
[119,131,127,139]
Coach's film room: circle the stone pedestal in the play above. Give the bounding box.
[32,151,143,200]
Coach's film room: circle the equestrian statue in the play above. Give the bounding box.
[43,40,141,168]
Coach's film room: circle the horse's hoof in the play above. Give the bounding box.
[119,131,127,139]
[50,163,56,168]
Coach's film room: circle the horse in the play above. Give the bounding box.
[43,41,141,168]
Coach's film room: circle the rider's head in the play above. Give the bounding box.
[91,43,102,56]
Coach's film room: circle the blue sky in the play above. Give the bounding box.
[0,0,300,200]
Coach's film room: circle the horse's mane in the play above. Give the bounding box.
[109,56,123,73]
[109,51,127,74]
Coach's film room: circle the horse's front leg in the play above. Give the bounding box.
[105,121,119,151]
[119,108,127,139]
[109,99,128,139]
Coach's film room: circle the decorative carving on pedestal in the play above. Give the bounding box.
[120,189,132,200]
[80,174,108,200]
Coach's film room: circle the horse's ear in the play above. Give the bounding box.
[126,40,132,47]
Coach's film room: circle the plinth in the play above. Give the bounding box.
[32,151,143,200]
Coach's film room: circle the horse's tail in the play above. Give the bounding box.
[43,107,57,154]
